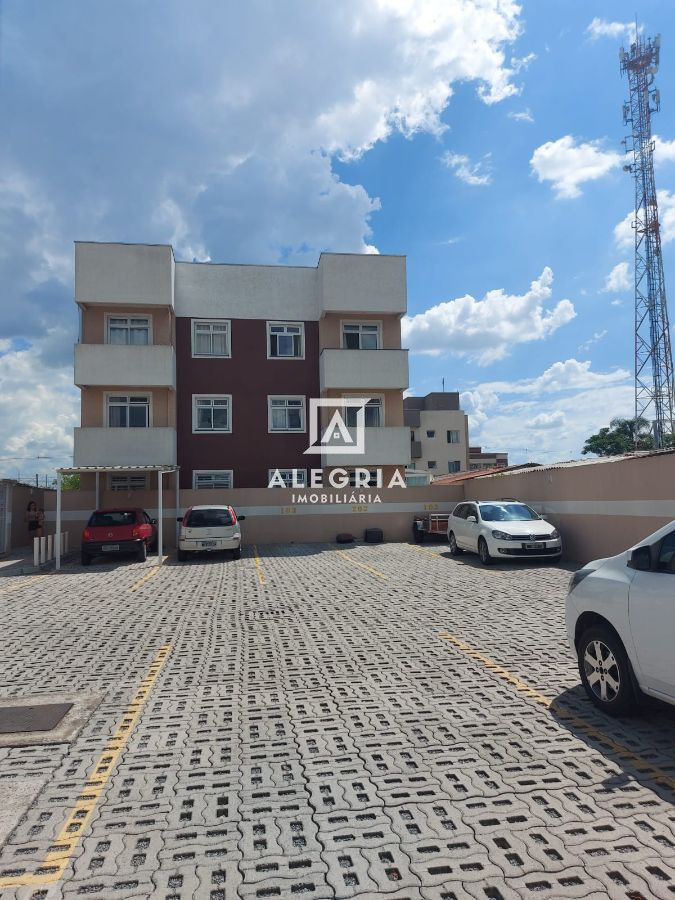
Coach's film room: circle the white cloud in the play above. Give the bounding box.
[615,189,675,248]
[654,135,675,165]
[586,18,639,43]
[441,151,492,186]
[530,135,621,199]
[461,359,633,463]
[611,298,624,307]
[508,108,534,123]
[402,267,576,365]
[602,261,631,292]
[578,330,608,353]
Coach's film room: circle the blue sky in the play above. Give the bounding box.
[1,0,674,478]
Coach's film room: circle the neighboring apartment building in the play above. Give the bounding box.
[403,392,469,476]
[73,242,410,490]
[469,446,508,470]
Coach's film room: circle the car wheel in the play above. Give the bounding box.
[81,552,91,566]
[232,546,242,560]
[137,542,147,562]
[448,532,462,555]
[478,537,492,566]
[577,625,637,716]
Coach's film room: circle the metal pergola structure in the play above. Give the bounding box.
[55,465,178,571]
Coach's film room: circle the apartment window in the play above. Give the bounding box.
[448,461,461,474]
[193,470,233,489]
[348,470,379,487]
[193,395,232,433]
[428,461,437,470]
[345,397,382,427]
[447,430,461,444]
[268,322,304,358]
[426,429,435,438]
[108,316,150,345]
[192,320,230,357]
[109,474,147,491]
[342,322,380,350]
[268,469,307,488]
[107,395,149,428]
[269,396,305,432]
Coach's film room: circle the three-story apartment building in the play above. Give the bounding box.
[73,242,409,490]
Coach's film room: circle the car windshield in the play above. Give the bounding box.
[89,511,136,527]
[186,509,233,528]
[479,503,540,522]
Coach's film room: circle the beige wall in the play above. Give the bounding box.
[80,387,176,427]
[319,313,402,350]
[81,306,174,345]
[10,483,51,549]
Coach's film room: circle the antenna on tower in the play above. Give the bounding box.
[620,30,675,448]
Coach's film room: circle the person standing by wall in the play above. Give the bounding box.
[25,501,39,543]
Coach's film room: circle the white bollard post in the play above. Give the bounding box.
[33,537,39,567]
[47,534,53,560]
[39,536,47,565]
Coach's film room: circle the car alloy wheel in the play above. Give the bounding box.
[478,537,492,566]
[448,533,458,555]
[582,639,620,703]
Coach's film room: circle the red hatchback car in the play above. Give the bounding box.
[81,508,157,566]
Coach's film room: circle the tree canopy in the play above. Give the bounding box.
[581,417,675,456]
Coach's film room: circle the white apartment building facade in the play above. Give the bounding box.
[404,392,469,476]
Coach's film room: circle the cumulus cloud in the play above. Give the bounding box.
[586,18,639,42]
[461,359,633,463]
[0,0,525,474]
[614,189,675,248]
[654,136,675,165]
[441,152,492,186]
[602,261,631,292]
[402,268,576,365]
[530,135,620,199]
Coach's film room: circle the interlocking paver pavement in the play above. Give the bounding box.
[0,542,674,899]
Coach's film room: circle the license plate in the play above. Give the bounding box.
[201,540,217,548]
[102,544,119,552]
[523,542,541,549]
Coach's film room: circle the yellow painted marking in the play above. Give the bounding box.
[0,574,49,596]
[439,632,675,792]
[0,645,171,888]
[128,565,160,593]
[253,545,266,585]
[337,550,388,579]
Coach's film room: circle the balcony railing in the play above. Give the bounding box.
[73,427,177,467]
[321,426,410,468]
[319,349,408,391]
[74,344,175,388]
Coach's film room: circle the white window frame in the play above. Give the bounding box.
[192,470,234,489]
[191,319,231,358]
[448,461,461,474]
[108,473,148,492]
[341,392,384,428]
[268,395,306,433]
[447,430,461,444]
[428,460,437,470]
[192,394,233,434]
[340,320,382,350]
[426,429,436,439]
[104,393,152,428]
[268,468,307,488]
[347,469,379,488]
[267,321,305,360]
[105,314,152,346]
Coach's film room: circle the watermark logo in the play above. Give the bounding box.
[303,398,369,456]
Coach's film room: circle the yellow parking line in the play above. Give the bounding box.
[253,545,266,585]
[0,574,49,596]
[128,566,160,593]
[0,645,171,888]
[439,632,675,793]
[337,550,388,579]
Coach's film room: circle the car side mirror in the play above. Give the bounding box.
[238,515,246,521]
[466,515,477,524]
[628,545,651,571]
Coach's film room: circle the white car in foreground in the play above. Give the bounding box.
[566,521,675,715]
[446,500,562,565]
[177,505,245,561]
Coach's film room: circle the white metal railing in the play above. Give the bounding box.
[34,532,69,566]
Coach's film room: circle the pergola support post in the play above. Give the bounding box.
[55,472,62,571]
[157,470,163,565]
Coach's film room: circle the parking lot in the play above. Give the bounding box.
[0,542,674,899]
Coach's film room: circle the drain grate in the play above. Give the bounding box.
[0,702,73,734]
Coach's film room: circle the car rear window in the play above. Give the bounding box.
[88,511,137,527]
[186,509,233,528]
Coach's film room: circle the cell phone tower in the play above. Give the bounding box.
[620,31,675,448]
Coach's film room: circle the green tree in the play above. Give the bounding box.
[582,417,654,456]
[59,473,81,491]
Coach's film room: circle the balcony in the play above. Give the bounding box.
[74,427,177,467]
[74,344,176,388]
[320,349,408,391]
[321,426,410,468]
